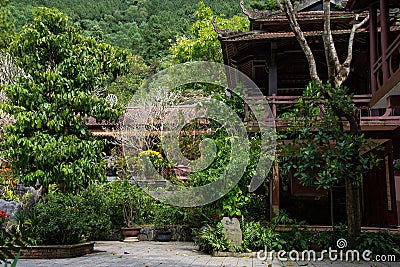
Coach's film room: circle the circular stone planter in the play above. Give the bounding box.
[2,242,95,259]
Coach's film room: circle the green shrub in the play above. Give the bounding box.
[152,203,186,227]
[356,231,400,256]
[195,222,231,253]
[241,221,285,252]
[76,183,113,240]
[106,180,157,227]
[31,193,86,245]
[29,184,115,245]
[241,193,269,223]
[181,205,219,228]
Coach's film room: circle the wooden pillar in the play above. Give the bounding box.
[269,42,278,96]
[270,160,280,219]
[393,136,400,227]
[380,0,390,82]
[369,6,378,94]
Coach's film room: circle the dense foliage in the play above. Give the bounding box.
[9,0,243,63]
[170,2,248,63]
[0,0,15,48]
[196,211,400,255]
[14,181,230,244]
[281,82,380,189]
[0,8,130,190]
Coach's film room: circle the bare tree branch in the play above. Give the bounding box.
[0,52,27,163]
[0,52,29,86]
[280,0,321,82]
[322,0,341,80]
[337,14,370,86]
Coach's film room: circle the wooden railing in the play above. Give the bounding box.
[244,94,373,121]
[373,34,400,92]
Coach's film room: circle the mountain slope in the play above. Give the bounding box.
[9,0,243,61]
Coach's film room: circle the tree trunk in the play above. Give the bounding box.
[342,112,362,246]
[330,186,334,230]
[345,176,361,246]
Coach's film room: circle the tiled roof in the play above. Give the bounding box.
[250,10,355,22]
[85,116,120,127]
[219,28,366,42]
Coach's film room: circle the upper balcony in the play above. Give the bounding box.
[372,34,400,109]
[244,94,400,133]
[346,0,400,109]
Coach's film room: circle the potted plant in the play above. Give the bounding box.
[112,180,142,239]
[153,204,184,242]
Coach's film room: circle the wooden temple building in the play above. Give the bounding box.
[214,0,400,227]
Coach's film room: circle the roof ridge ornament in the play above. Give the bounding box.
[212,18,243,38]
[239,0,282,20]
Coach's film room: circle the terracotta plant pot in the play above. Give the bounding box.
[121,227,141,238]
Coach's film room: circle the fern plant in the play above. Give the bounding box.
[195,222,231,253]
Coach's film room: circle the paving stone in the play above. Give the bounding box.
[15,241,399,267]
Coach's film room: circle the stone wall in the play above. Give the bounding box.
[0,184,42,216]
[0,199,21,216]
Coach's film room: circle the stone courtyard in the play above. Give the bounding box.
[16,241,399,267]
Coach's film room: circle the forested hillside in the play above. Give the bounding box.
[9,0,242,62]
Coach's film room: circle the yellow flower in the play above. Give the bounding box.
[140,150,163,159]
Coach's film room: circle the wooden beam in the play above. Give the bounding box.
[380,0,390,82]
[269,42,278,96]
[369,6,378,94]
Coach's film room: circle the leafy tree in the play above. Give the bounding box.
[281,82,380,228]
[106,55,152,106]
[170,1,249,63]
[0,0,15,48]
[248,0,280,11]
[0,8,130,190]
[277,0,370,244]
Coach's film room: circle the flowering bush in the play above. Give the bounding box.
[0,209,9,227]
[135,149,172,178]
[0,209,8,220]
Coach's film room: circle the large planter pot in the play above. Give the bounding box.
[121,227,141,238]
[156,231,172,242]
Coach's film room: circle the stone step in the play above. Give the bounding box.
[124,237,139,242]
